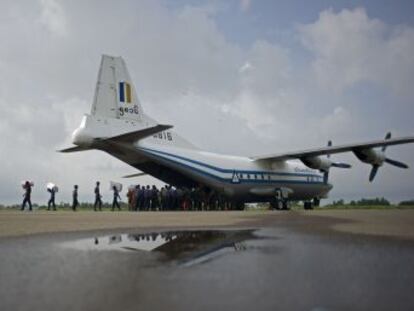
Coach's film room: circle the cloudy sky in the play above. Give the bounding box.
[1,0,414,205]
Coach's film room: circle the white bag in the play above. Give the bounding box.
[46,182,59,192]
[110,181,122,192]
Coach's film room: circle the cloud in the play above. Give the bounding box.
[38,0,68,36]
[239,0,251,12]
[299,8,414,98]
[239,62,252,73]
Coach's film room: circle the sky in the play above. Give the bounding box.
[0,0,413,205]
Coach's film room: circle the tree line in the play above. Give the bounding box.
[330,197,414,207]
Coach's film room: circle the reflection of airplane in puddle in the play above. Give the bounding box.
[98,233,176,252]
[63,231,254,265]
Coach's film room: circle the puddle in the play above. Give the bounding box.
[61,229,265,265]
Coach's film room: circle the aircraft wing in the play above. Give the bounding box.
[251,136,414,162]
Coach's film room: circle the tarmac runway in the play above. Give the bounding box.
[1,210,414,310]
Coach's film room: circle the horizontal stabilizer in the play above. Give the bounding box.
[105,124,173,144]
[58,146,91,153]
[122,172,147,178]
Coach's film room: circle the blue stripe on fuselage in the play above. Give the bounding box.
[139,146,324,185]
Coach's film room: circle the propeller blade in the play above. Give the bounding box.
[382,132,391,152]
[331,162,352,169]
[369,165,379,182]
[323,171,329,184]
[385,158,409,169]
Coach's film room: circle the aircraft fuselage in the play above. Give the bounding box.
[98,137,331,203]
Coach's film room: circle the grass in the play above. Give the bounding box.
[317,204,414,210]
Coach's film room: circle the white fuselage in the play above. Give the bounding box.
[133,140,330,202]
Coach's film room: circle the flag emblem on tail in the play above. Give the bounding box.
[119,82,132,103]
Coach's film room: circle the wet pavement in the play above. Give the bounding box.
[1,225,414,311]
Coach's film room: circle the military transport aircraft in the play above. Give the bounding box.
[61,55,414,209]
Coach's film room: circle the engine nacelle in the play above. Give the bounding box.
[353,148,385,166]
[301,156,332,172]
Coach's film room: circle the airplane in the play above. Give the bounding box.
[60,55,414,210]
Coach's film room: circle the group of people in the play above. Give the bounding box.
[126,185,238,211]
[20,181,120,212]
[20,181,241,212]
[20,181,80,211]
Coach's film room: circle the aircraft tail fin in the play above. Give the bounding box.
[91,55,143,121]
[86,55,199,151]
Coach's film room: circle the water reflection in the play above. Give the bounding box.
[62,230,257,265]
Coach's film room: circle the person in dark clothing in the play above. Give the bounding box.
[160,187,167,211]
[21,181,33,211]
[151,185,159,210]
[166,185,172,210]
[176,188,183,210]
[171,187,178,210]
[193,187,201,210]
[135,185,144,211]
[143,185,151,210]
[134,185,140,211]
[72,185,79,211]
[47,187,56,211]
[112,185,121,211]
[94,181,102,211]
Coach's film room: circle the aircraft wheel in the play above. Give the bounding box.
[304,201,313,210]
[270,200,277,210]
[233,201,245,210]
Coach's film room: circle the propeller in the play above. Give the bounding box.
[369,132,409,182]
[327,140,352,169]
[384,158,409,169]
[323,140,351,183]
[369,165,380,182]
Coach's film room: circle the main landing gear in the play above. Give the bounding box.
[270,198,289,210]
[303,198,320,210]
[270,188,291,210]
[304,201,313,210]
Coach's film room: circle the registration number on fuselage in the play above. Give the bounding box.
[153,131,173,141]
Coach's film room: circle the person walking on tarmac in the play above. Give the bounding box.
[47,187,57,211]
[72,185,79,211]
[94,181,102,211]
[21,181,33,211]
[112,185,121,211]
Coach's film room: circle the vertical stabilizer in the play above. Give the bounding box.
[91,55,143,121]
